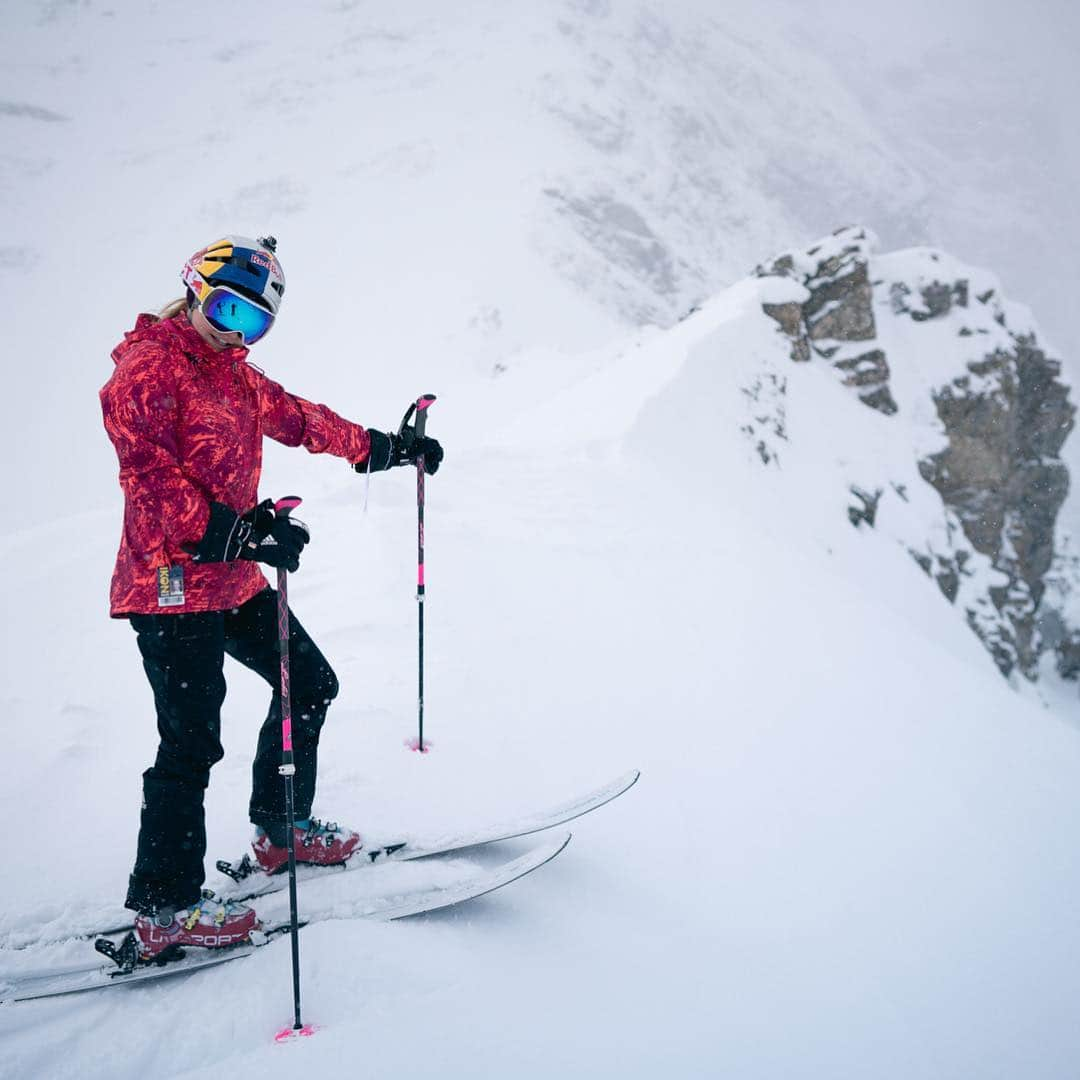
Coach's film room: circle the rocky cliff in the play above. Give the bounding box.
[753,226,1076,682]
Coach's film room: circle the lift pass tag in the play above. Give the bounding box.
[157,565,185,607]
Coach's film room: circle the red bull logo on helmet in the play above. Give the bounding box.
[250,250,281,276]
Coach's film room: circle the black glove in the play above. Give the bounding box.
[185,500,310,573]
[358,429,443,475]
[411,434,444,474]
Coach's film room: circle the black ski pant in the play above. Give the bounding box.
[125,587,339,914]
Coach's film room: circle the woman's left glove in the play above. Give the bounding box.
[358,429,444,475]
[185,500,310,572]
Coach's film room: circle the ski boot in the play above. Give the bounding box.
[252,818,362,875]
[132,892,260,961]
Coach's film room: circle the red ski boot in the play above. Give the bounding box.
[252,818,362,875]
[133,893,259,960]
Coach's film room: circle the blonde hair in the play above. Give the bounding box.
[158,296,189,319]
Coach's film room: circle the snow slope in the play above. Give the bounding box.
[3,3,1080,1078]
[4,270,1080,1078]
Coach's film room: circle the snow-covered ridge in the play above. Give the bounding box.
[742,226,1077,684]
[488,220,1078,687]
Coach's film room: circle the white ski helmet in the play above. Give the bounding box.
[182,235,285,316]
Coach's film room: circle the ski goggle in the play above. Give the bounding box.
[200,285,275,345]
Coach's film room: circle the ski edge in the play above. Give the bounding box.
[373,829,571,920]
[397,769,639,860]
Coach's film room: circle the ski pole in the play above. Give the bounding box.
[403,394,436,752]
[273,495,305,1034]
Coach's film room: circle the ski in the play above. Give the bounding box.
[1,833,570,1004]
[8,769,638,949]
[214,767,639,902]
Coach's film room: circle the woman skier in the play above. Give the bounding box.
[100,235,442,960]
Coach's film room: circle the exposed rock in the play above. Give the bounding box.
[848,486,882,528]
[859,385,899,415]
[832,350,898,416]
[739,370,788,466]
[1053,627,1080,680]
[910,549,933,576]
[760,300,801,337]
[804,259,875,342]
[918,336,1075,677]
[762,302,810,363]
[762,301,810,362]
[910,547,971,605]
[753,226,1077,683]
[758,226,877,345]
[890,279,968,320]
[935,558,960,604]
[756,226,897,416]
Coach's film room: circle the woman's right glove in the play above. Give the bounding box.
[185,499,310,572]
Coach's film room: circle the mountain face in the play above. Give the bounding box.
[753,226,1076,683]
[6,8,1080,1077]
[4,2,1078,535]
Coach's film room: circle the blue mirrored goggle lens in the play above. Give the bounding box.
[202,289,274,344]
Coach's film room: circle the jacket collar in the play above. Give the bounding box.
[111,310,251,367]
[164,311,250,362]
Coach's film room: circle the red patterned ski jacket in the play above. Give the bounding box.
[101,312,372,616]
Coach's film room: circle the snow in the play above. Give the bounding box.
[3,2,1080,1078]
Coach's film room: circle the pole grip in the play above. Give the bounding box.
[274,495,302,518]
[414,394,436,438]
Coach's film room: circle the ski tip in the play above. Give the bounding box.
[275,1022,319,1043]
[404,736,432,753]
